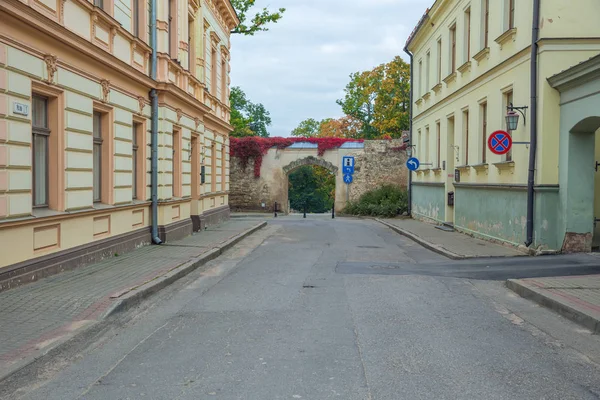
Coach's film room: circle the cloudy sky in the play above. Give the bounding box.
[230,0,431,137]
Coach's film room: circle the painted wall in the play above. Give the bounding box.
[411,184,445,223]
[407,0,600,250]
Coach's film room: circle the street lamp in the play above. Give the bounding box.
[406,145,416,157]
[506,103,528,131]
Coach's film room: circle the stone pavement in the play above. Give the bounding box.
[508,275,600,333]
[0,219,265,380]
[377,218,527,259]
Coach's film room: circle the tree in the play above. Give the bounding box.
[288,165,335,213]
[337,56,410,139]
[231,0,285,36]
[291,118,321,138]
[229,86,272,137]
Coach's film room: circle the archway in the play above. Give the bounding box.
[281,157,338,214]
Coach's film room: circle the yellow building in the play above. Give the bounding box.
[405,0,600,252]
[0,0,238,286]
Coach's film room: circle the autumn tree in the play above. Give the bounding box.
[231,0,285,36]
[337,56,410,139]
[230,86,272,137]
[291,116,363,139]
[291,118,321,138]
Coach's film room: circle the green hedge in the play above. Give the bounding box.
[344,185,408,218]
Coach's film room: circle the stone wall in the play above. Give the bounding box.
[229,140,408,213]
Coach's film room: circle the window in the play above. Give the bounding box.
[147,0,152,42]
[211,47,217,96]
[425,51,430,91]
[418,60,423,97]
[437,38,442,83]
[94,0,103,8]
[93,112,103,203]
[188,17,193,71]
[504,90,514,161]
[211,142,216,193]
[172,128,181,198]
[508,0,515,30]
[32,95,49,207]
[221,144,226,191]
[465,8,471,61]
[425,126,430,164]
[462,110,469,165]
[480,102,488,163]
[168,0,176,59]
[450,24,457,73]
[132,123,140,200]
[221,58,227,103]
[436,121,441,168]
[483,0,489,48]
[133,0,139,37]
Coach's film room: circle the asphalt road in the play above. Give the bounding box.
[5,217,600,399]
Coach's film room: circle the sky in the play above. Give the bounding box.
[230,0,431,137]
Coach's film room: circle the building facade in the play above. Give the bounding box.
[406,0,600,252]
[0,0,238,285]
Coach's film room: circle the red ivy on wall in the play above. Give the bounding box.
[230,137,364,177]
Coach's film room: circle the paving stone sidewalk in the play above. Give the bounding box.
[0,219,264,380]
[377,218,526,259]
[507,275,600,333]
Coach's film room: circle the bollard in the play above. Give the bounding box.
[274,202,278,218]
[303,203,307,219]
[332,204,335,219]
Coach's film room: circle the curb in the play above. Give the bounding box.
[102,221,268,318]
[506,279,600,334]
[375,219,466,260]
[0,221,267,386]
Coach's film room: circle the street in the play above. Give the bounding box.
[4,217,600,399]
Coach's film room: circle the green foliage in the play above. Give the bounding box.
[288,166,335,213]
[291,118,322,138]
[230,0,285,36]
[344,185,408,218]
[229,86,272,138]
[336,56,411,139]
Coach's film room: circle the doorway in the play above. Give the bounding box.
[445,116,456,225]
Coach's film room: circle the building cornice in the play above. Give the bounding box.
[548,54,600,92]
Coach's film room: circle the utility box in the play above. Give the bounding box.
[448,191,455,206]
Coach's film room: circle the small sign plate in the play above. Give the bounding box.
[13,102,29,116]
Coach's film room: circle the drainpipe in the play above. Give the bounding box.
[525,0,541,247]
[150,0,162,244]
[403,46,414,216]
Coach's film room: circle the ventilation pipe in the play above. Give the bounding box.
[525,0,541,247]
[150,0,162,244]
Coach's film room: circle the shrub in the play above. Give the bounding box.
[344,185,408,217]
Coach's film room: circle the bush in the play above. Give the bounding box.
[344,185,408,217]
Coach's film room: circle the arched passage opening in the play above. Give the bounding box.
[281,157,338,214]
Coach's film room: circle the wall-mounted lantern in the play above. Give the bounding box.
[406,145,416,157]
[506,103,528,131]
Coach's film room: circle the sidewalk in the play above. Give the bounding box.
[377,218,527,259]
[0,219,266,381]
[507,275,600,333]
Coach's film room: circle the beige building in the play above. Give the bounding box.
[405,0,600,252]
[0,0,238,285]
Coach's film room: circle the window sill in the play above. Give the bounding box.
[456,165,471,170]
[432,83,442,94]
[415,98,424,106]
[493,161,515,174]
[432,168,442,175]
[422,92,431,101]
[495,28,517,49]
[471,163,489,174]
[32,207,68,219]
[473,47,490,64]
[443,72,457,86]
[93,202,115,210]
[457,61,471,75]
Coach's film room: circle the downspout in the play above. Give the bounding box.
[150,0,162,244]
[403,46,413,216]
[525,0,541,247]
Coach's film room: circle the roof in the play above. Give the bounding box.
[548,53,600,91]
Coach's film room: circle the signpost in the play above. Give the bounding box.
[406,157,420,171]
[488,130,513,155]
[342,156,355,174]
[343,174,353,184]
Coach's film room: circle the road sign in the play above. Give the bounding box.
[343,174,353,184]
[488,130,513,155]
[342,156,355,174]
[406,157,420,171]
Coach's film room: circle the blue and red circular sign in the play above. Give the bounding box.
[488,130,512,155]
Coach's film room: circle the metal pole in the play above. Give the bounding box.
[274,202,277,218]
[303,202,307,219]
[332,203,335,219]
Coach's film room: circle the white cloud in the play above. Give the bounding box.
[230,0,431,137]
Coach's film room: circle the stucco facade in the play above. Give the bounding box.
[0,0,238,284]
[406,0,600,251]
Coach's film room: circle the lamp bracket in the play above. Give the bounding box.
[507,103,528,126]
